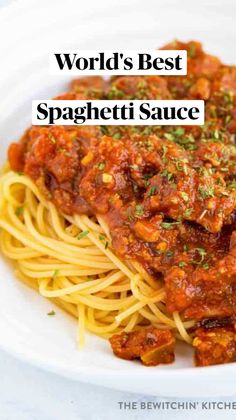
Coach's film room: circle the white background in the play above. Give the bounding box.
[0,0,236,419]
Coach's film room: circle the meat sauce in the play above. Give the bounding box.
[8,41,236,366]
[109,327,175,366]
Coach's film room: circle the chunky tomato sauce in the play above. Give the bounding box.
[8,41,236,365]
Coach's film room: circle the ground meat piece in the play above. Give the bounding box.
[165,239,236,319]
[109,328,175,366]
[193,327,236,366]
[188,77,211,100]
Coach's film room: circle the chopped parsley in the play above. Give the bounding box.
[15,206,24,216]
[99,234,109,249]
[225,114,232,125]
[188,43,196,58]
[220,167,229,172]
[142,127,153,136]
[160,169,173,181]
[48,132,57,143]
[53,270,60,278]
[164,133,174,141]
[165,129,196,150]
[180,192,189,203]
[213,129,220,140]
[162,145,168,162]
[196,247,207,260]
[143,173,154,182]
[202,263,209,270]
[130,164,139,171]
[223,90,234,105]
[192,247,207,266]
[97,162,105,170]
[164,127,185,143]
[148,186,158,197]
[47,310,56,316]
[178,261,187,268]
[227,180,236,191]
[175,159,188,173]
[198,186,215,199]
[161,221,180,230]
[135,204,144,218]
[77,230,89,240]
[100,126,108,135]
[112,132,121,140]
[142,174,152,187]
[107,86,124,99]
[174,127,185,137]
[178,134,196,150]
[166,250,174,257]
[140,139,154,151]
[183,208,193,218]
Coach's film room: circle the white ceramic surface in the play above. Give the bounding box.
[0,0,236,397]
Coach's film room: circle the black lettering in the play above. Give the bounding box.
[54,53,77,70]
[188,107,199,120]
[37,103,48,120]
[153,57,164,70]
[98,53,105,70]
[75,57,89,70]
[107,53,119,70]
[124,57,133,70]
[63,107,73,121]
[175,54,182,70]
[165,57,174,70]
[49,107,62,124]
[74,107,86,124]
[176,107,188,120]
[100,107,111,119]
[139,103,151,119]
[138,54,152,70]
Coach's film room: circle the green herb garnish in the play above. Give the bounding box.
[198,186,215,199]
[15,206,24,216]
[107,86,124,99]
[97,162,105,170]
[53,270,60,278]
[130,164,139,171]
[77,230,89,240]
[148,186,157,197]
[48,132,57,143]
[99,234,109,249]
[178,261,187,268]
[166,250,174,257]
[135,204,144,218]
[160,169,173,182]
[183,208,193,218]
[180,192,189,203]
[113,132,121,140]
[161,221,180,230]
